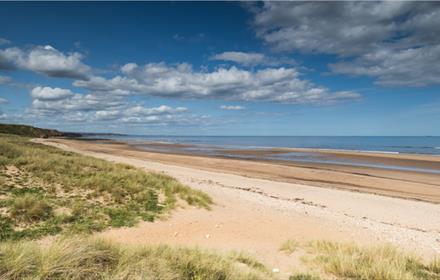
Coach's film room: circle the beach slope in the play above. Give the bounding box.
[36,138,440,275]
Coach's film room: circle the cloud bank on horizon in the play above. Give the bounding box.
[0,1,439,135]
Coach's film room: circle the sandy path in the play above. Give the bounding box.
[36,139,440,277]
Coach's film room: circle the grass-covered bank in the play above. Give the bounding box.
[0,237,273,280]
[280,240,440,280]
[0,123,79,138]
[0,133,211,241]
[1,237,439,280]
[306,241,440,280]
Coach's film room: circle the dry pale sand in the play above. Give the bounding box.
[36,138,440,278]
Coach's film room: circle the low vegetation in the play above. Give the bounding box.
[0,237,274,280]
[10,193,53,223]
[305,241,440,280]
[289,274,320,280]
[0,133,212,241]
[0,123,79,138]
[279,239,299,255]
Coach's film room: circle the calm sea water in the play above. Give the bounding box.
[87,135,440,155]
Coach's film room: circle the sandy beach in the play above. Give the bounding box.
[36,138,440,277]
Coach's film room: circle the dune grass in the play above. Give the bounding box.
[0,237,274,280]
[10,193,53,223]
[306,240,440,280]
[279,239,300,255]
[0,133,212,241]
[289,274,320,280]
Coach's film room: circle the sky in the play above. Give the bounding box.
[0,1,439,136]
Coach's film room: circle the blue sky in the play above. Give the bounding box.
[0,1,439,136]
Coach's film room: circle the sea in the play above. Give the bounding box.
[84,135,440,155]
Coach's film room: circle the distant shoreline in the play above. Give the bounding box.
[76,134,440,156]
[43,137,440,204]
[72,136,440,175]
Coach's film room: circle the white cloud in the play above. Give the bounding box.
[75,62,359,105]
[121,62,138,74]
[220,105,245,110]
[210,51,295,67]
[0,75,11,85]
[0,97,7,104]
[74,75,144,95]
[30,86,74,101]
[26,86,197,126]
[125,105,188,116]
[330,45,440,87]
[94,110,121,121]
[30,92,123,115]
[250,2,440,86]
[0,45,90,79]
[0,38,10,46]
[251,2,414,55]
[211,52,265,66]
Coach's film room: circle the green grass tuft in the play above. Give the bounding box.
[10,194,53,223]
[289,274,320,280]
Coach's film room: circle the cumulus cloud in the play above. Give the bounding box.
[75,62,359,105]
[97,105,192,124]
[330,45,440,86]
[250,1,440,86]
[94,110,121,121]
[30,90,123,117]
[27,86,196,126]
[0,45,90,79]
[30,86,74,101]
[220,105,245,110]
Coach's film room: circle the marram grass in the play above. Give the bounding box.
[279,239,300,255]
[0,133,212,241]
[0,237,274,280]
[306,240,440,280]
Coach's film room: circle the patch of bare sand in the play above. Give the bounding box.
[35,138,440,278]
